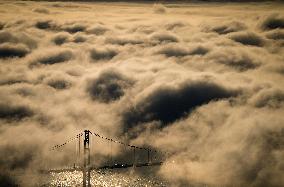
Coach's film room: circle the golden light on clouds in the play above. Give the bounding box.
[0,1,284,186]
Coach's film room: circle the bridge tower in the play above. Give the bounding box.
[83,130,91,187]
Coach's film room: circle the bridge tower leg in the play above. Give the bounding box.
[132,146,136,168]
[147,149,151,164]
[83,130,91,187]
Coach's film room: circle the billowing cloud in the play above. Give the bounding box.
[228,31,265,47]
[266,29,284,40]
[203,21,247,34]
[0,43,30,58]
[44,74,72,90]
[90,47,118,61]
[86,69,134,103]
[0,22,5,30]
[206,47,261,71]
[105,35,144,46]
[164,21,186,31]
[0,1,283,187]
[153,4,167,14]
[29,49,73,66]
[35,20,58,30]
[51,32,71,45]
[61,22,87,34]
[0,31,37,49]
[86,24,109,35]
[260,13,284,31]
[149,31,180,44]
[0,102,33,121]
[72,34,87,43]
[249,88,284,108]
[32,7,50,14]
[123,80,238,132]
[155,43,209,57]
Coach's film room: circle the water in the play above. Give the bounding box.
[47,168,168,187]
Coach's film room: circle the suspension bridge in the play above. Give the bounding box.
[44,130,167,187]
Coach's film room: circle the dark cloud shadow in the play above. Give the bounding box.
[0,172,18,187]
[150,32,180,44]
[52,33,70,45]
[206,48,261,71]
[251,88,284,109]
[0,44,30,59]
[155,44,209,57]
[266,30,284,40]
[86,70,134,103]
[123,80,238,131]
[204,21,247,35]
[0,103,33,121]
[105,36,144,46]
[229,31,264,47]
[62,23,87,34]
[0,77,28,86]
[0,143,37,171]
[30,50,73,67]
[90,47,118,61]
[33,8,50,14]
[0,31,37,49]
[47,79,71,90]
[164,21,186,30]
[86,25,109,35]
[260,14,284,31]
[35,20,57,30]
[0,22,5,30]
[73,34,87,43]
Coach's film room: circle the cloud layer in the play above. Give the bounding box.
[0,1,283,187]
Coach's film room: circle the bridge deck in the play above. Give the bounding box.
[42,162,163,173]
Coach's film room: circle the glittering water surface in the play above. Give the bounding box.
[48,168,167,187]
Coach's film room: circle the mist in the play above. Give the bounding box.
[0,1,283,186]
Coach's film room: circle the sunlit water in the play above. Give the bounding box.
[45,167,168,187]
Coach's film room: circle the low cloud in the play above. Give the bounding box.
[228,31,265,47]
[86,69,134,103]
[260,13,284,31]
[32,7,50,14]
[72,34,87,43]
[250,88,284,108]
[90,47,118,61]
[155,44,209,57]
[164,21,186,31]
[45,75,72,90]
[35,20,58,30]
[51,32,70,45]
[149,31,180,44]
[266,29,284,40]
[153,4,167,14]
[123,80,238,132]
[206,47,261,71]
[0,22,5,30]
[29,49,73,67]
[203,21,247,35]
[0,103,33,121]
[0,31,37,49]
[105,35,144,46]
[61,23,87,34]
[0,2,283,187]
[86,24,109,35]
[0,43,30,58]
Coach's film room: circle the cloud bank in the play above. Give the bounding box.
[0,1,283,187]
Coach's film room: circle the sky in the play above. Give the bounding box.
[0,1,284,186]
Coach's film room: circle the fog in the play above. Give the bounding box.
[0,1,283,186]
